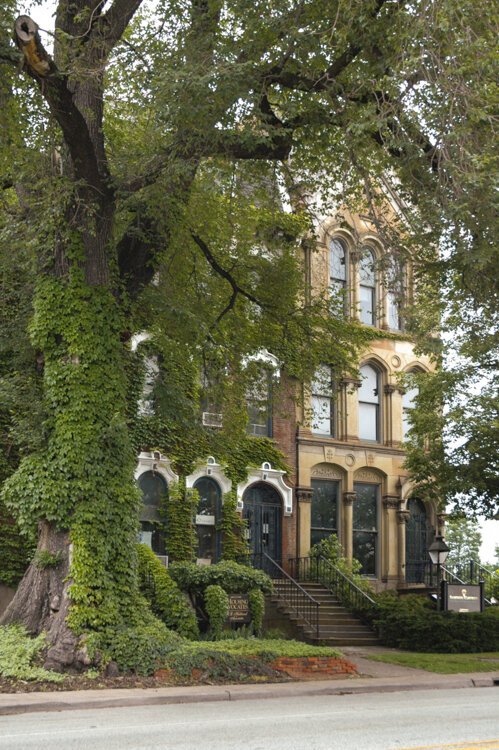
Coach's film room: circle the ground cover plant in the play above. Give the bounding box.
[363,651,499,674]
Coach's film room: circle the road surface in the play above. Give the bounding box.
[1,687,498,750]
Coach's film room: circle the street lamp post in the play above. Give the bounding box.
[428,534,450,611]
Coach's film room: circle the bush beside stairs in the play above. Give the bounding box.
[269,580,379,646]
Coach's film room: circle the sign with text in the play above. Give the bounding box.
[442,582,484,613]
[227,594,251,624]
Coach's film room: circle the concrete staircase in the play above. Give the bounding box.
[270,579,379,646]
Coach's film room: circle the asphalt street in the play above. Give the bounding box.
[0,687,498,750]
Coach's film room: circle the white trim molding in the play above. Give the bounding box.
[237,462,293,516]
[135,451,179,485]
[185,456,232,497]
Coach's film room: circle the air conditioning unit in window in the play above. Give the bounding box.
[155,555,169,568]
[202,412,223,428]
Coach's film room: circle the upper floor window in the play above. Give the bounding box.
[330,238,347,314]
[246,368,272,437]
[358,364,380,442]
[402,375,419,440]
[386,255,405,331]
[311,365,334,436]
[359,248,377,326]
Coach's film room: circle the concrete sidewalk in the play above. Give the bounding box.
[1,648,498,716]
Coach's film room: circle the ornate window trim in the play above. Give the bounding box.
[237,462,293,516]
[135,451,178,485]
[185,456,232,497]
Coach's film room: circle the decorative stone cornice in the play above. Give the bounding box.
[341,377,362,389]
[296,488,313,504]
[383,494,400,510]
[397,510,410,525]
[343,491,356,506]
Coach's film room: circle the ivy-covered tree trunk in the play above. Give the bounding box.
[0,9,143,669]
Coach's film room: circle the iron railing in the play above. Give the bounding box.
[446,560,494,586]
[251,552,320,639]
[288,556,378,620]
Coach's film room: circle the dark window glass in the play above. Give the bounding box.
[137,472,168,555]
[311,480,338,546]
[353,483,378,575]
[194,477,221,516]
[194,477,221,561]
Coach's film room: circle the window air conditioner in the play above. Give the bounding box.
[202,412,223,428]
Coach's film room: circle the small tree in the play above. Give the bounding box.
[445,517,482,568]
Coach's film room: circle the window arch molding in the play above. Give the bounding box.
[237,463,292,516]
[134,451,179,486]
[185,457,232,496]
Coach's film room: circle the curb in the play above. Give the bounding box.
[0,675,497,715]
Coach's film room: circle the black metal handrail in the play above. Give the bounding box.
[251,552,320,639]
[446,560,495,585]
[288,556,378,618]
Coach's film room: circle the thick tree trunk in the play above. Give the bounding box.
[0,521,83,670]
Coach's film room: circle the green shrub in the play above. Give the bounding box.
[248,588,265,636]
[165,482,197,562]
[137,544,199,639]
[170,560,273,595]
[375,595,499,652]
[97,621,183,675]
[205,585,229,639]
[0,625,64,682]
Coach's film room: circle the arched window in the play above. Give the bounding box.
[353,482,379,575]
[386,255,405,330]
[359,248,376,326]
[358,364,380,442]
[194,476,222,561]
[138,471,168,556]
[402,374,419,440]
[311,365,334,436]
[330,238,348,314]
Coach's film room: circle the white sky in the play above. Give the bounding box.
[15,1,499,569]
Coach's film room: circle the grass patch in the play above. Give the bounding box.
[364,651,499,674]
[171,638,342,659]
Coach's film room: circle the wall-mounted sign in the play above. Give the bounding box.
[442,582,484,613]
[227,594,251,623]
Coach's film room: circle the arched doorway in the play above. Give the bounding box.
[243,482,282,564]
[406,498,433,583]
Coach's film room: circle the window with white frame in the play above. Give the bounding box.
[329,238,348,314]
[358,364,380,442]
[386,254,405,331]
[402,376,419,440]
[311,365,334,436]
[359,247,377,326]
[246,367,272,437]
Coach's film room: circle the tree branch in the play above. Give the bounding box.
[190,232,266,326]
[13,16,110,197]
[96,0,144,55]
